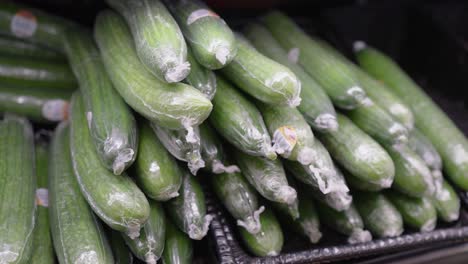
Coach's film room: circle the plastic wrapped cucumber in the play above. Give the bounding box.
[70,93,150,238]
[133,121,182,201]
[353,191,403,238]
[221,34,301,107]
[344,172,386,192]
[432,179,460,222]
[64,29,138,175]
[123,201,166,264]
[270,198,300,221]
[408,129,442,172]
[108,230,133,264]
[166,172,212,240]
[211,171,264,234]
[210,76,276,160]
[184,47,217,100]
[239,208,284,257]
[165,0,236,69]
[94,10,212,131]
[162,221,193,264]
[0,36,64,60]
[49,122,114,264]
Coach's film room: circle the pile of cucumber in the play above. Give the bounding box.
[0,0,467,262]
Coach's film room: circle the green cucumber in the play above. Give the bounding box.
[30,141,54,264]
[0,114,36,264]
[344,172,385,192]
[0,36,63,60]
[70,92,150,238]
[432,179,460,222]
[244,22,337,131]
[0,55,76,90]
[123,201,166,264]
[166,0,236,69]
[315,202,372,244]
[199,122,240,174]
[353,191,403,238]
[106,0,189,82]
[238,208,283,257]
[108,230,133,264]
[184,47,217,100]
[133,121,182,201]
[211,171,265,234]
[162,221,193,264]
[151,123,204,175]
[94,10,212,131]
[408,129,442,171]
[234,150,297,205]
[64,29,138,175]
[385,190,437,232]
[262,11,368,110]
[166,172,212,240]
[209,76,276,160]
[355,42,468,191]
[270,198,300,221]
[49,122,114,264]
[317,113,395,188]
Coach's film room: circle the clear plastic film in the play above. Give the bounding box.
[184,47,217,100]
[408,129,443,171]
[431,179,460,222]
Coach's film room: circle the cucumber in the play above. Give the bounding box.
[64,29,138,175]
[165,0,236,69]
[133,121,182,201]
[106,0,189,83]
[344,172,385,192]
[221,34,301,107]
[244,23,337,131]
[199,122,240,174]
[0,36,63,60]
[123,201,166,264]
[151,123,204,175]
[108,230,133,264]
[385,190,437,232]
[49,122,114,264]
[184,47,217,100]
[209,76,276,160]
[94,10,212,131]
[70,92,150,238]
[385,144,435,198]
[0,115,36,264]
[234,150,298,205]
[262,11,368,110]
[30,141,54,264]
[315,202,372,244]
[211,171,265,234]
[0,85,71,123]
[0,55,76,90]
[317,113,395,188]
[408,129,442,172]
[166,172,212,240]
[238,208,283,257]
[162,221,193,264]
[353,191,403,238]
[355,42,468,191]
[432,179,460,222]
[270,198,300,221]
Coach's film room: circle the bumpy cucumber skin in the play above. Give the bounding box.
[162,221,193,264]
[0,115,36,264]
[64,29,138,175]
[354,191,403,238]
[408,129,442,171]
[94,10,212,130]
[0,36,63,60]
[123,201,166,264]
[185,47,217,100]
[49,122,114,264]
[106,0,189,83]
[108,230,133,264]
[239,209,284,257]
[166,0,237,69]
[70,93,150,238]
[166,172,212,240]
[133,122,182,201]
[210,76,276,160]
[432,179,460,222]
[356,45,468,191]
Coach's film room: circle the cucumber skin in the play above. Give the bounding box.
[0,115,36,264]
[63,29,138,175]
[108,230,133,264]
[162,220,193,264]
[94,10,212,130]
[432,179,460,222]
[70,92,150,237]
[185,47,217,100]
[209,76,276,160]
[49,122,114,264]
[408,129,442,171]
[345,172,385,192]
[0,36,64,60]
[133,122,182,201]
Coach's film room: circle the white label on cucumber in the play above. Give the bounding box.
[187,9,219,25]
[288,48,300,63]
[42,99,69,121]
[11,10,37,38]
[35,188,49,207]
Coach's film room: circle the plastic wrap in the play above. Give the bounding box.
[0,36,64,60]
[94,11,212,132]
[106,0,189,83]
[184,47,217,100]
[162,221,193,264]
[408,129,443,171]
[108,229,134,264]
[432,179,460,222]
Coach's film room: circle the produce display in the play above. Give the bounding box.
[1,1,467,262]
